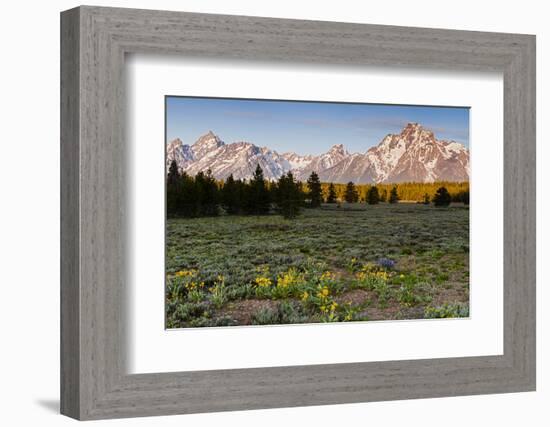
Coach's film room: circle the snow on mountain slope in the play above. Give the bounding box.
[281,152,314,170]
[166,138,195,171]
[293,144,350,181]
[184,139,291,180]
[167,124,469,183]
[191,130,225,160]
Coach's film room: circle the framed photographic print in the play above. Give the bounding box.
[163,97,472,329]
[61,6,536,420]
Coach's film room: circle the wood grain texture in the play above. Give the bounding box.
[60,7,80,419]
[60,6,536,420]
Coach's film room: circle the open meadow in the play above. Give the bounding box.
[166,202,470,328]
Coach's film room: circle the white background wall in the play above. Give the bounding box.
[0,0,546,425]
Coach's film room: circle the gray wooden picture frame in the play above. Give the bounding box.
[60,5,536,420]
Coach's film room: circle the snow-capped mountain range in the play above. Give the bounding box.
[166,123,469,183]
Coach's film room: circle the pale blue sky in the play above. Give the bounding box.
[166,96,469,156]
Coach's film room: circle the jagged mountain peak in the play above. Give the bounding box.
[191,131,225,160]
[166,138,195,171]
[328,143,347,154]
[168,137,183,146]
[193,130,223,145]
[401,122,427,133]
[403,122,421,131]
[399,122,435,143]
[167,138,186,156]
[361,124,468,183]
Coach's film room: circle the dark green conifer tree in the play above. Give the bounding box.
[167,159,180,186]
[194,170,219,216]
[366,185,380,205]
[326,183,337,203]
[460,190,470,205]
[221,174,242,214]
[306,171,323,208]
[274,172,304,219]
[180,172,197,217]
[433,186,452,207]
[463,190,470,205]
[344,181,359,203]
[389,185,400,204]
[166,160,182,217]
[245,164,271,215]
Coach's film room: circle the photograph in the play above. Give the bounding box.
[164,97,471,328]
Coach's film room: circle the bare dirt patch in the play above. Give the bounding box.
[335,289,372,306]
[218,299,278,324]
[431,283,469,306]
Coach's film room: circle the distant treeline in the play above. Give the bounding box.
[321,181,470,204]
[166,160,469,219]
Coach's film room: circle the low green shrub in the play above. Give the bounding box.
[424,302,469,318]
[251,301,308,325]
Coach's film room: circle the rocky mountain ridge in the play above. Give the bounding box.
[166,123,469,183]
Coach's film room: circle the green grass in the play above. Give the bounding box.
[166,203,469,328]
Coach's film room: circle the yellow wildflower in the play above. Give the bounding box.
[375,271,388,281]
[185,281,197,290]
[254,276,272,287]
[175,269,198,278]
[317,286,330,298]
[277,268,304,288]
[301,291,309,301]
